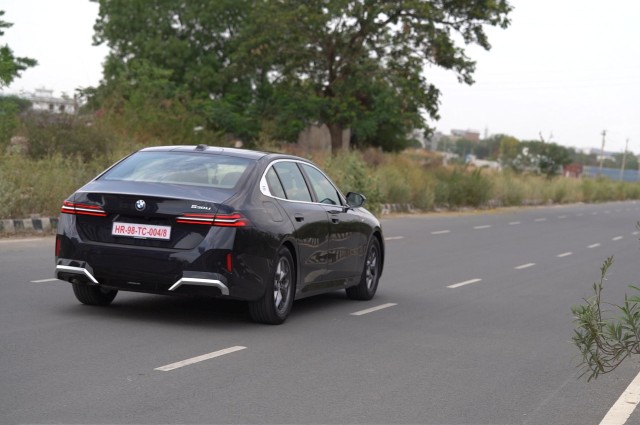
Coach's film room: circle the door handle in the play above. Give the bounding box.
[294,213,305,222]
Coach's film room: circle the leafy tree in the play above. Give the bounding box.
[520,141,571,176]
[91,0,254,141]
[91,0,512,151]
[572,256,640,381]
[240,0,512,152]
[0,95,32,151]
[498,135,520,168]
[0,10,37,87]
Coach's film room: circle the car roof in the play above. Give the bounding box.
[139,145,311,163]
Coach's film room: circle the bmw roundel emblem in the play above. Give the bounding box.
[135,199,146,211]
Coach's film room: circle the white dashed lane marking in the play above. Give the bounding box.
[384,236,404,241]
[612,236,623,241]
[30,278,59,283]
[431,230,450,235]
[514,263,536,270]
[155,346,247,372]
[509,221,521,225]
[588,243,601,249]
[534,218,547,222]
[447,279,482,289]
[557,252,572,258]
[351,303,397,316]
[474,225,491,229]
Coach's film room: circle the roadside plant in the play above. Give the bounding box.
[572,256,640,381]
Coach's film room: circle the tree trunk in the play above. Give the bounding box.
[328,123,348,154]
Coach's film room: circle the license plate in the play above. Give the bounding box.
[111,222,171,240]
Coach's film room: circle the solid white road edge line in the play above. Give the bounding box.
[30,278,59,283]
[600,370,640,425]
[447,278,482,289]
[515,263,536,270]
[351,303,397,316]
[557,252,573,258]
[155,346,247,372]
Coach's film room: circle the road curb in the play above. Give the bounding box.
[0,216,58,235]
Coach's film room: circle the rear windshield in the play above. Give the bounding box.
[101,151,253,189]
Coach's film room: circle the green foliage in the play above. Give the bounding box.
[434,168,492,208]
[0,10,37,87]
[572,256,640,381]
[0,95,28,151]
[22,114,113,161]
[90,0,512,152]
[0,154,109,218]
[322,151,382,214]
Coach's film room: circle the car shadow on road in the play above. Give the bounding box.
[53,290,357,328]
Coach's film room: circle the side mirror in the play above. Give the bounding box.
[346,192,366,208]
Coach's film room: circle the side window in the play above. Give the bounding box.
[301,164,341,206]
[265,167,286,199]
[272,162,312,202]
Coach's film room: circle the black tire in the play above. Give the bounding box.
[346,237,381,301]
[249,247,295,325]
[72,283,118,306]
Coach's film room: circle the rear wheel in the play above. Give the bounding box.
[249,247,295,324]
[346,237,381,301]
[72,283,118,306]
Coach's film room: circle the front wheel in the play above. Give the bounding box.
[249,247,295,324]
[72,283,118,306]
[346,238,381,300]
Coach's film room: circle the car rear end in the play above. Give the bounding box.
[55,146,266,300]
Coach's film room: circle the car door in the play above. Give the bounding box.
[299,163,368,285]
[268,161,331,293]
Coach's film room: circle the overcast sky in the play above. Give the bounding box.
[1,0,638,153]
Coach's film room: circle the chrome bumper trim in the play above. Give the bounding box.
[55,265,99,284]
[168,277,229,296]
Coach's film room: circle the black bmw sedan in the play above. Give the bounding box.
[55,145,384,324]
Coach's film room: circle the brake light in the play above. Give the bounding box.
[60,201,107,217]
[226,252,233,272]
[55,235,62,257]
[176,213,248,227]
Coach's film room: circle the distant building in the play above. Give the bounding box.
[450,129,480,143]
[19,88,77,115]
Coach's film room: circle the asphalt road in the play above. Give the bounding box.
[2,201,640,424]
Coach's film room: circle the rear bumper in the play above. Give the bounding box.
[55,260,230,296]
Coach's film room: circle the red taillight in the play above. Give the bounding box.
[226,252,233,273]
[60,201,107,217]
[55,235,62,257]
[176,213,248,227]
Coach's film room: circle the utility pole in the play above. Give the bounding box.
[620,138,629,181]
[598,130,606,175]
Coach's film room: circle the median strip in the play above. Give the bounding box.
[155,346,247,372]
